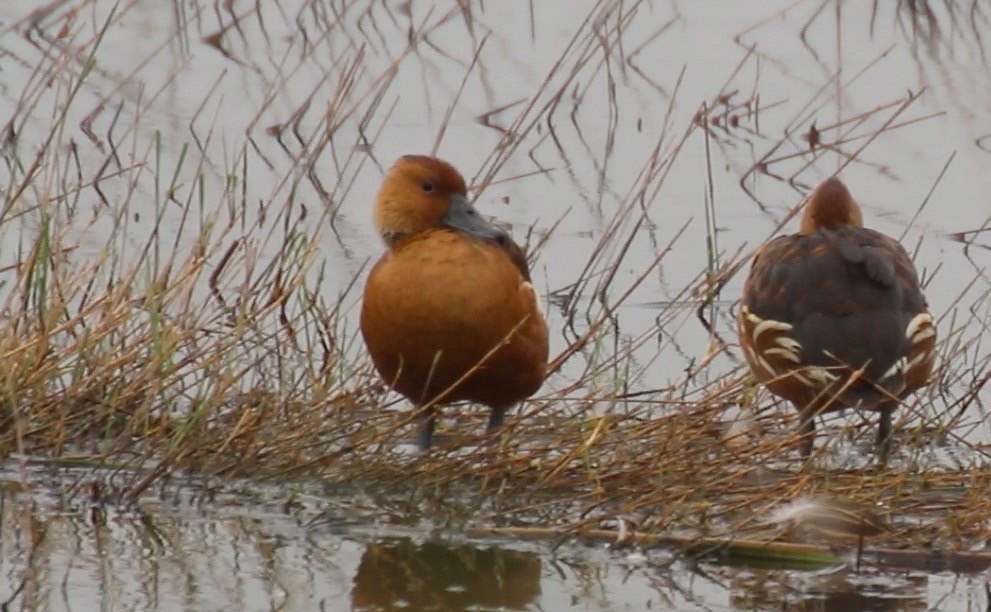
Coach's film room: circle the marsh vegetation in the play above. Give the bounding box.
[1,0,991,609]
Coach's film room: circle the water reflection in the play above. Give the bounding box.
[729,568,929,611]
[0,477,985,610]
[351,539,541,610]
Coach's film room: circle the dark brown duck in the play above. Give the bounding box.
[738,177,936,458]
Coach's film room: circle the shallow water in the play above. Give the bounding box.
[1,462,987,611]
[2,0,991,609]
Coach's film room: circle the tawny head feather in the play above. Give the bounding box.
[373,155,471,244]
[799,177,864,234]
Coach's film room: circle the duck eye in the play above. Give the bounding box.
[421,181,435,193]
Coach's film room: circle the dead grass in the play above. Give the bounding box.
[0,0,989,565]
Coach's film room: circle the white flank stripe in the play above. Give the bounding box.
[880,357,907,381]
[905,313,934,340]
[753,318,794,341]
[764,347,802,363]
[775,336,802,353]
[905,351,932,372]
[911,326,936,343]
[805,367,839,384]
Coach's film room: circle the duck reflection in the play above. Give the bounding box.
[351,538,541,610]
[729,569,928,611]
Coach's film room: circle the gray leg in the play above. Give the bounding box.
[798,406,816,459]
[485,405,509,445]
[876,406,893,462]
[415,409,436,450]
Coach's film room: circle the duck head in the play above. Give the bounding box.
[799,177,864,234]
[374,155,509,246]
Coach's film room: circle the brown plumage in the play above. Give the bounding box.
[738,177,936,458]
[360,155,549,449]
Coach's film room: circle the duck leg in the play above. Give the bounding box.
[485,405,509,445]
[798,405,817,459]
[875,405,893,462]
[415,407,436,450]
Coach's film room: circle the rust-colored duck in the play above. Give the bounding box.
[360,155,549,449]
[738,177,936,458]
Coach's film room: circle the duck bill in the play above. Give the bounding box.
[441,194,508,241]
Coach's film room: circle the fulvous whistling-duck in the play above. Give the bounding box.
[360,155,549,449]
[738,177,936,459]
